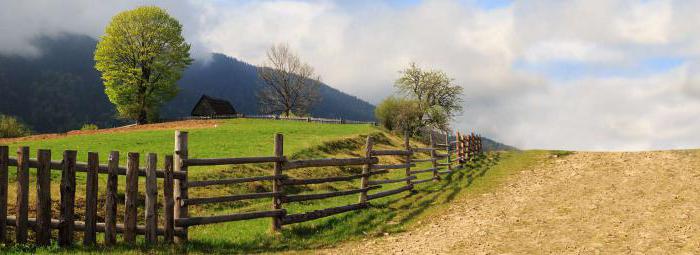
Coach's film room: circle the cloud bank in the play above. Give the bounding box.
[1,0,700,151]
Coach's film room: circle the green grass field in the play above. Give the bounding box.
[0,119,546,254]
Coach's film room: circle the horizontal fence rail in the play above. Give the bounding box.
[0,128,484,248]
[162,114,378,126]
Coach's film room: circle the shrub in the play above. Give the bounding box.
[375,97,422,134]
[0,115,31,138]
[80,123,99,131]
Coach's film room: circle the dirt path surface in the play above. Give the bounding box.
[322,150,700,254]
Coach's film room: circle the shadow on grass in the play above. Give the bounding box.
[177,153,503,254]
[5,153,503,254]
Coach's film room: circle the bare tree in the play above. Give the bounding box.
[257,44,321,116]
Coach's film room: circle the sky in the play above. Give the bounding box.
[1,0,700,151]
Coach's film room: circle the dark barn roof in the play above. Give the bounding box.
[191,95,237,116]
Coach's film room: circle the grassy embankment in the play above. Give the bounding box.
[0,119,545,254]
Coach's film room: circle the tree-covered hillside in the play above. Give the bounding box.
[0,34,375,133]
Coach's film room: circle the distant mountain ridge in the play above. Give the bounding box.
[0,34,375,133]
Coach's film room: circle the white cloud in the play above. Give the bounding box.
[1,0,700,150]
[614,0,672,44]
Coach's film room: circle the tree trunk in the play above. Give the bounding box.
[137,109,147,125]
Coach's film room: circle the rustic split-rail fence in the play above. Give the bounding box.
[0,131,483,247]
[165,113,378,125]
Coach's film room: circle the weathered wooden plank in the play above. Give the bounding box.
[370,163,415,170]
[36,150,52,246]
[369,169,389,176]
[412,178,434,185]
[183,192,279,206]
[174,131,188,243]
[403,133,413,189]
[272,133,284,232]
[412,147,437,152]
[437,170,453,175]
[370,149,412,156]
[282,202,368,225]
[0,146,7,243]
[359,136,373,203]
[368,176,417,185]
[6,216,186,237]
[15,146,29,244]
[284,186,380,203]
[44,160,185,179]
[437,162,451,166]
[183,156,282,166]
[105,151,119,246]
[429,134,440,181]
[408,168,439,175]
[410,158,434,163]
[190,175,280,187]
[163,155,175,243]
[175,209,286,227]
[283,157,378,170]
[58,150,77,246]
[124,152,139,244]
[282,173,368,185]
[145,153,158,244]
[367,184,413,200]
[84,152,99,246]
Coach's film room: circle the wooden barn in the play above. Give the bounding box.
[191,95,238,117]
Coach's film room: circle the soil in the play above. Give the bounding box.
[0,119,220,144]
[321,150,700,254]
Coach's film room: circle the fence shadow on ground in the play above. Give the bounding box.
[182,153,501,253]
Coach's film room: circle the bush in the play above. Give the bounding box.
[0,115,31,138]
[80,123,99,131]
[374,97,422,134]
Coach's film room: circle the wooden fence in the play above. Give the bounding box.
[164,114,378,125]
[0,130,483,246]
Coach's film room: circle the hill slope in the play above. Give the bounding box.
[0,34,375,133]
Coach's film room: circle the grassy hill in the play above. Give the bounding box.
[0,119,538,254]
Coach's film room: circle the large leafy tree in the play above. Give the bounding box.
[95,6,192,124]
[395,62,463,131]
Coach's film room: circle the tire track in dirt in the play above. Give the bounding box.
[320,150,700,254]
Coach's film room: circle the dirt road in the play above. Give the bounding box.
[322,150,700,254]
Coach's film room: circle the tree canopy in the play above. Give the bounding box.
[257,44,321,116]
[95,6,192,124]
[395,62,463,131]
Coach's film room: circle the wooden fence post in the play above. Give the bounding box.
[271,133,284,232]
[145,153,158,244]
[456,132,463,165]
[404,132,413,189]
[430,134,439,181]
[359,136,373,203]
[105,151,119,246]
[15,146,29,244]
[36,149,52,246]
[164,155,175,243]
[0,146,7,243]
[0,146,10,243]
[174,131,189,243]
[59,150,77,246]
[445,132,452,171]
[124,152,139,244]
[468,133,472,159]
[84,152,99,245]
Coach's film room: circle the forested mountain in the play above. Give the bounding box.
[0,34,375,133]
